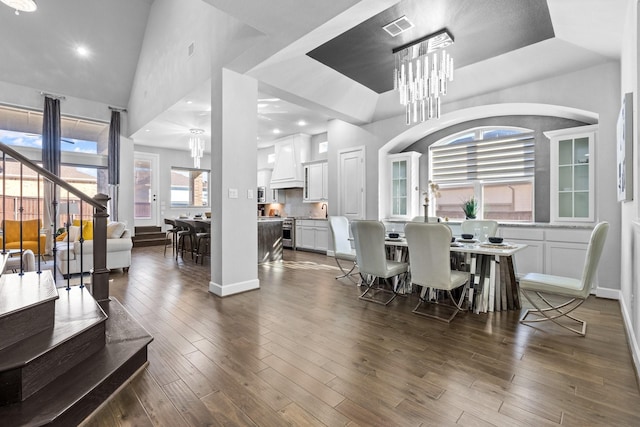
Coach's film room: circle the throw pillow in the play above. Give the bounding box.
[56,231,68,242]
[68,225,81,242]
[81,221,93,240]
[106,221,126,239]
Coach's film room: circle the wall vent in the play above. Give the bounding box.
[383,16,414,37]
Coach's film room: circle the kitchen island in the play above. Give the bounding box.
[258,217,283,263]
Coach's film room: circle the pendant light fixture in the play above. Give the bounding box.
[189,128,205,169]
[1,0,37,15]
[392,29,454,125]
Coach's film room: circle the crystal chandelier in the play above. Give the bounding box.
[393,29,454,125]
[1,0,37,15]
[189,128,205,168]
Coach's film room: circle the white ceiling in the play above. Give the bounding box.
[0,0,631,152]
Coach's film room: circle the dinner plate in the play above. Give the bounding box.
[385,237,404,242]
[457,238,478,244]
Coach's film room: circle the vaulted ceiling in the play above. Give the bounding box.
[0,0,630,150]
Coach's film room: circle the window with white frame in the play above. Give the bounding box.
[430,127,535,221]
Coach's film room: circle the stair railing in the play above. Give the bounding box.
[0,141,111,301]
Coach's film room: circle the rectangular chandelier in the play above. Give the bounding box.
[393,29,454,125]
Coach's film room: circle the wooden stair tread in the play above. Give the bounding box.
[0,271,58,318]
[0,297,153,426]
[0,286,107,372]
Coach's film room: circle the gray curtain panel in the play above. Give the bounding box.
[42,96,61,253]
[108,110,120,185]
[42,96,61,175]
[108,110,120,220]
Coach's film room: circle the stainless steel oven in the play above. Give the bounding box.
[282,217,295,249]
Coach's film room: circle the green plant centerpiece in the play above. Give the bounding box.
[462,196,478,219]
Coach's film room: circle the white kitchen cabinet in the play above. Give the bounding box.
[546,125,597,223]
[303,160,328,202]
[387,152,421,219]
[270,134,311,189]
[295,219,328,252]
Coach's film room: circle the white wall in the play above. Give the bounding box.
[619,0,640,376]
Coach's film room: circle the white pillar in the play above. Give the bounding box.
[209,68,259,296]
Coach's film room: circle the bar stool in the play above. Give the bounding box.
[175,220,196,260]
[164,218,180,256]
[194,220,211,264]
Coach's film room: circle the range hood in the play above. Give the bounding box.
[270,134,311,189]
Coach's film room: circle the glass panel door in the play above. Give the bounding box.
[134,152,159,226]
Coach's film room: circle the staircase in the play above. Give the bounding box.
[0,272,153,426]
[132,226,167,247]
[0,142,153,426]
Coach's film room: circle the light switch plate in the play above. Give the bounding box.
[228,188,238,199]
[247,189,254,199]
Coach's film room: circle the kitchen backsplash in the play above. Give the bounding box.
[259,188,327,218]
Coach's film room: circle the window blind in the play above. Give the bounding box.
[430,134,535,183]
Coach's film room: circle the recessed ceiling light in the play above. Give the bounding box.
[186,100,193,104]
[297,120,307,126]
[145,129,151,132]
[273,129,281,134]
[76,45,91,58]
[75,45,90,57]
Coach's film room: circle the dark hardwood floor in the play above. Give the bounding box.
[80,247,640,426]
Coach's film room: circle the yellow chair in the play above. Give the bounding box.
[0,219,47,256]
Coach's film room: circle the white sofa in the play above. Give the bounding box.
[56,229,133,276]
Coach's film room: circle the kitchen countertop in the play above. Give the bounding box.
[292,217,328,221]
[257,217,284,221]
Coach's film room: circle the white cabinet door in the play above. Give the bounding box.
[387,152,421,220]
[315,223,328,252]
[338,147,365,220]
[322,162,328,200]
[546,125,596,222]
[299,226,316,249]
[303,161,328,202]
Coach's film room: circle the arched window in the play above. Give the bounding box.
[429,126,534,221]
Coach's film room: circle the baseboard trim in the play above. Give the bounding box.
[618,291,640,387]
[209,278,259,297]
[595,286,621,300]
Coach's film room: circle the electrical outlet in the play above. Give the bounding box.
[248,189,254,199]
[228,188,238,199]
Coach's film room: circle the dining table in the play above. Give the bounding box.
[384,236,527,314]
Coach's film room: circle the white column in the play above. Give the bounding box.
[209,68,259,296]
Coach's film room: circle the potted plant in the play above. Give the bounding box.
[462,196,478,219]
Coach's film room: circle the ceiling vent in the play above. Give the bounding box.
[188,42,195,57]
[383,16,414,37]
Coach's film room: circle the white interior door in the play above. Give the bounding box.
[338,146,365,220]
[134,152,160,227]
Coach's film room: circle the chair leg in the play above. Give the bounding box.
[520,291,587,336]
[334,258,357,283]
[412,284,468,323]
[358,275,399,305]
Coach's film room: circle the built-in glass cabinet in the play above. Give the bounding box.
[387,152,421,219]
[546,125,597,222]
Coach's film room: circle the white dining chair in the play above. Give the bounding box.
[519,221,609,336]
[351,220,408,305]
[405,222,470,322]
[461,219,498,239]
[328,216,358,282]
